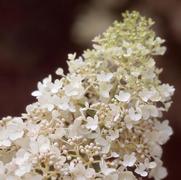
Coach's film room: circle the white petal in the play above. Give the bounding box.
[128,108,142,121]
[122,153,136,167]
[0,161,5,175]
[139,90,153,102]
[9,131,24,141]
[31,91,42,97]
[85,116,98,130]
[97,73,113,82]
[100,159,115,176]
[115,91,130,102]
[135,164,148,177]
[55,68,64,76]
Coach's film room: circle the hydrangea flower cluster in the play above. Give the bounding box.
[0,11,175,180]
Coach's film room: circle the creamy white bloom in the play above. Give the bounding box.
[68,118,83,138]
[144,158,157,169]
[0,161,5,175]
[69,162,95,179]
[68,56,84,72]
[149,159,168,180]
[55,67,64,76]
[14,149,32,177]
[158,84,175,99]
[0,128,11,147]
[0,117,25,147]
[139,89,154,102]
[6,118,25,141]
[100,159,116,176]
[122,153,136,167]
[30,135,50,154]
[55,96,75,112]
[106,129,119,141]
[119,171,137,180]
[51,79,63,93]
[97,72,113,82]
[95,136,110,154]
[85,115,98,131]
[115,91,131,102]
[135,163,148,177]
[128,107,142,121]
[51,127,66,139]
[154,120,173,145]
[99,83,112,98]
[141,105,159,120]
[31,75,52,97]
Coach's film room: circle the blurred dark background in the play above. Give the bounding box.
[0,0,180,179]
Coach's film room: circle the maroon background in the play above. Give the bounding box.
[0,1,180,179]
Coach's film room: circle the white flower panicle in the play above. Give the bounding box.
[0,11,174,180]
